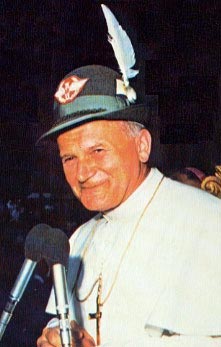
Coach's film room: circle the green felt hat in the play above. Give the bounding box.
[38,65,149,142]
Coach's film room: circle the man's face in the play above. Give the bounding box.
[57,120,151,212]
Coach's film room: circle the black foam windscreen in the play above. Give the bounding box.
[42,228,70,268]
[25,223,52,262]
[25,224,70,267]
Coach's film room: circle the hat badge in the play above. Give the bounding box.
[54,75,89,105]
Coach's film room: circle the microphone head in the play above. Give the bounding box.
[25,224,70,267]
[25,224,52,262]
[42,228,70,268]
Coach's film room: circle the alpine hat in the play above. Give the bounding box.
[38,64,149,142]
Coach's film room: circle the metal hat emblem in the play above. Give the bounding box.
[54,75,89,105]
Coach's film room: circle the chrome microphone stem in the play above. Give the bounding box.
[52,264,72,347]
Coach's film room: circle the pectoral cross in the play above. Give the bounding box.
[88,274,103,346]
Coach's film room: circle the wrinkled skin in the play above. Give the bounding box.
[57,120,151,212]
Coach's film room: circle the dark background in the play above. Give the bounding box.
[1,0,220,196]
[0,0,220,346]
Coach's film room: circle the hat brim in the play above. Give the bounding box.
[37,104,148,143]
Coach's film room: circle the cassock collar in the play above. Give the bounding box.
[102,168,164,223]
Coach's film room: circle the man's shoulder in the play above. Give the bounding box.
[163,175,221,207]
[147,173,220,237]
[150,168,220,206]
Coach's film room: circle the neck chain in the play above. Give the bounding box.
[72,175,164,345]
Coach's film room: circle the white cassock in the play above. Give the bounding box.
[46,168,221,346]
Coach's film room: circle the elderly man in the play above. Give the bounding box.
[37,65,221,347]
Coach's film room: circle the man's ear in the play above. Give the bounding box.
[136,129,152,163]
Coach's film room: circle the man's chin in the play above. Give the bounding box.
[80,196,114,212]
[81,201,107,212]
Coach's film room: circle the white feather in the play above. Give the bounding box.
[126,86,137,103]
[101,4,139,91]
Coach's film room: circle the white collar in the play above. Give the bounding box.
[102,168,164,223]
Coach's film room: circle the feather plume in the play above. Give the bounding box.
[101,4,138,103]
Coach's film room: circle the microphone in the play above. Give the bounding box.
[44,227,71,347]
[0,223,51,340]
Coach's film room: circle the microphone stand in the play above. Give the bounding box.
[0,259,36,340]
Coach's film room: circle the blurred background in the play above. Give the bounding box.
[0,0,220,345]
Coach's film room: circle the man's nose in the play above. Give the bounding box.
[76,157,96,183]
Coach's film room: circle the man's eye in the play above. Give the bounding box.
[62,156,75,164]
[94,148,104,153]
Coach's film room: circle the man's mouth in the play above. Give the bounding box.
[81,180,106,190]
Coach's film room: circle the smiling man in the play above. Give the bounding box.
[58,120,151,212]
[37,65,221,347]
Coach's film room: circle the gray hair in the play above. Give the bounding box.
[121,121,145,138]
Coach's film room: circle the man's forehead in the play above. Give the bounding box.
[58,120,125,137]
[57,120,128,149]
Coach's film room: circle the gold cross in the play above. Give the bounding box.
[88,274,103,345]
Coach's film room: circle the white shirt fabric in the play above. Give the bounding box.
[46,168,221,346]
